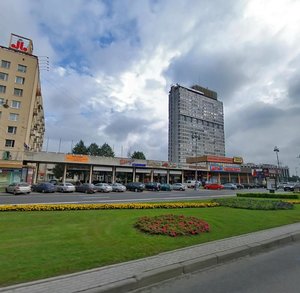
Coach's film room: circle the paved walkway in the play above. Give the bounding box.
[1,223,300,293]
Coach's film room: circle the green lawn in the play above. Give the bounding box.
[1,205,300,286]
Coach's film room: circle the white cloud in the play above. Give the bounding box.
[1,0,300,174]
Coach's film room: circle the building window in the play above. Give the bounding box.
[14,88,23,96]
[11,100,21,109]
[9,113,19,121]
[17,64,27,73]
[5,139,15,147]
[15,76,25,84]
[1,60,10,69]
[0,85,6,93]
[7,126,17,134]
[0,72,8,81]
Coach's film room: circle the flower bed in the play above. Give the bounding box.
[212,198,294,210]
[0,202,219,212]
[134,214,210,237]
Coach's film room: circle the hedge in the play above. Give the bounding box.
[237,192,298,199]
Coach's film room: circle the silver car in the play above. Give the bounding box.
[6,182,31,195]
[172,183,186,191]
[111,183,126,192]
[56,182,76,193]
[94,183,113,193]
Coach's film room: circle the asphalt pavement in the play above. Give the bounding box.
[0,222,299,293]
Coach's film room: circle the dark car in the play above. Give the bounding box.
[32,182,56,193]
[145,182,161,191]
[236,183,244,189]
[75,183,97,194]
[126,182,145,192]
[160,183,173,191]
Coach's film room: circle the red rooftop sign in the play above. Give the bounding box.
[9,34,33,54]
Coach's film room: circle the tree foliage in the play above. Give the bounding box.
[131,151,146,160]
[72,140,114,157]
[52,164,64,179]
[72,140,88,155]
[88,143,100,156]
[99,143,115,157]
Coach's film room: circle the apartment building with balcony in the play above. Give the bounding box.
[168,84,225,164]
[0,34,45,186]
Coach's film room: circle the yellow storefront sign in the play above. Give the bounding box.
[65,154,89,163]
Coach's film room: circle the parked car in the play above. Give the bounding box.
[172,183,186,191]
[32,182,56,193]
[111,183,126,192]
[75,183,97,194]
[56,182,75,193]
[204,183,224,190]
[236,183,244,189]
[293,183,300,192]
[145,182,161,191]
[223,183,238,190]
[6,182,31,195]
[284,182,297,192]
[160,183,173,191]
[243,183,255,189]
[185,180,196,188]
[94,183,113,193]
[126,182,145,192]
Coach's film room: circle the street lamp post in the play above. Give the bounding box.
[274,146,280,189]
[192,133,201,182]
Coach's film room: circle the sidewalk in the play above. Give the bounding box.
[1,223,300,293]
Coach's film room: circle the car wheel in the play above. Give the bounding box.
[85,190,88,194]
[13,190,17,195]
[42,189,45,193]
[134,188,138,192]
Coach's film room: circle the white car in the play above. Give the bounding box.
[56,182,76,193]
[94,183,113,193]
[6,182,31,195]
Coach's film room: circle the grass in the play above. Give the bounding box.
[0,205,300,286]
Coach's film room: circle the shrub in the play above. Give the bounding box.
[134,214,210,237]
[212,198,293,210]
[237,193,298,199]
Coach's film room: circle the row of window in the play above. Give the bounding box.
[0,111,19,121]
[0,98,21,108]
[0,85,23,96]
[1,60,27,73]
[0,72,25,84]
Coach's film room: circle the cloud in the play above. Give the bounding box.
[1,0,300,174]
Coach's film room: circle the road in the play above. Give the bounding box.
[0,188,265,205]
[136,242,300,293]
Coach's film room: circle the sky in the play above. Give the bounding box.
[1,0,300,175]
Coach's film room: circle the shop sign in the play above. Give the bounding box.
[65,154,89,163]
[161,162,177,168]
[147,160,162,167]
[210,163,241,172]
[120,159,134,165]
[9,34,33,54]
[233,157,243,164]
[132,163,146,167]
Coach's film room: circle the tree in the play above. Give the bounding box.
[131,151,146,160]
[99,143,115,157]
[72,140,88,155]
[52,164,64,179]
[88,143,100,156]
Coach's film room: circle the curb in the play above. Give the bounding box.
[94,231,300,293]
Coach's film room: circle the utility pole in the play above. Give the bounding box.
[274,146,280,189]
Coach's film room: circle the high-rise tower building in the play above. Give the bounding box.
[168,84,225,164]
[0,34,45,184]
